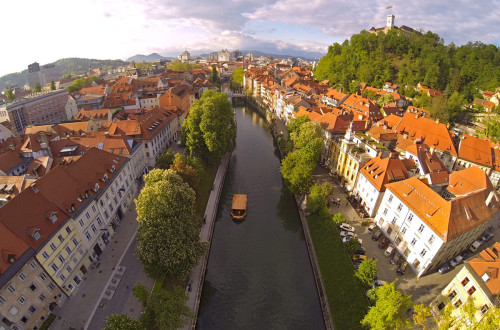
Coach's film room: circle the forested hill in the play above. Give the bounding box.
[0,58,128,91]
[313,29,500,102]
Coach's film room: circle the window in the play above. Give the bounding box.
[428,235,435,244]
[78,219,84,227]
[72,257,78,264]
[21,316,28,323]
[59,274,66,281]
[388,195,393,203]
[50,243,57,251]
[383,208,388,215]
[18,296,27,304]
[97,217,102,226]
[397,203,403,211]
[48,283,55,291]
[78,247,84,255]
[454,299,462,308]
[51,264,59,272]
[105,193,109,200]
[58,255,65,263]
[113,197,118,205]
[408,214,413,222]
[104,211,109,219]
[92,205,96,212]
[438,302,445,310]
[481,304,490,314]
[0,295,5,304]
[58,234,64,243]
[30,260,37,269]
[68,283,74,291]
[29,284,37,292]
[411,238,417,246]
[401,227,407,235]
[66,226,72,234]
[85,231,91,240]
[387,227,393,235]
[65,246,72,254]
[38,294,46,302]
[72,238,79,246]
[420,249,427,257]
[33,230,41,241]
[462,277,470,286]
[9,306,19,315]
[40,272,47,281]
[91,224,97,233]
[7,284,15,293]
[468,286,476,295]
[28,305,36,313]
[391,217,397,224]
[18,272,27,281]
[74,275,82,284]
[86,212,90,219]
[418,225,424,233]
[42,251,49,259]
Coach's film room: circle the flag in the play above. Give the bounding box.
[386,5,393,9]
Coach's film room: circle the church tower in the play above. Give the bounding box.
[386,14,395,29]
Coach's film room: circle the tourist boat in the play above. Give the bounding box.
[231,194,247,220]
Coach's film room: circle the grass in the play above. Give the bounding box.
[195,164,218,218]
[307,213,369,329]
[40,313,56,330]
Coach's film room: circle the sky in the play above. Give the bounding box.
[1,0,499,77]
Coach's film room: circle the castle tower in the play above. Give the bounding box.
[387,14,395,28]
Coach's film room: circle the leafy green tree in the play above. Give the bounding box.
[182,90,236,164]
[230,67,244,92]
[4,89,14,101]
[135,169,206,279]
[377,93,395,107]
[50,79,56,90]
[477,306,500,329]
[209,65,219,84]
[436,302,454,330]
[355,258,377,287]
[104,314,143,330]
[289,121,323,157]
[345,237,360,254]
[306,183,332,214]
[280,149,314,194]
[332,212,347,226]
[133,283,149,307]
[170,156,199,195]
[141,286,192,330]
[34,82,41,93]
[155,149,175,169]
[361,281,413,330]
[286,115,310,134]
[413,303,432,329]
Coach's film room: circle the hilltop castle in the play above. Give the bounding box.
[369,15,419,36]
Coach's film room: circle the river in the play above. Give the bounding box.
[197,105,325,329]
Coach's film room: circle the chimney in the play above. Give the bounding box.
[105,132,109,138]
[415,114,419,119]
[429,146,435,154]
[435,118,440,124]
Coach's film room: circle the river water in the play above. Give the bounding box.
[197,106,325,329]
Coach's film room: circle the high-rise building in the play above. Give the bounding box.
[27,62,59,88]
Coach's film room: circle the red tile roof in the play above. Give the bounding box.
[360,154,411,191]
[458,134,493,167]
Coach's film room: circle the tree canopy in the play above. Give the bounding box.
[307,182,332,214]
[104,314,143,330]
[33,82,41,92]
[230,67,244,92]
[135,169,206,279]
[141,286,192,330]
[355,259,377,287]
[181,90,236,164]
[50,80,56,90]
[361,281,413,329]
[155,149,175,170]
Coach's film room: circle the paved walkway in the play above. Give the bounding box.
[183,153,232,330]
[51,199,154,330]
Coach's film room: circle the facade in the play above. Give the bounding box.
[374,167,500,277]
[27,63,59,88]
[435,243,500,326]
[178,51,190,61]
[5,90,70,134]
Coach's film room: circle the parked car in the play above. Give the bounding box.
[355,247,366,255]
[352,254,367,262]
[469,240,482,253]
[340,223,355,232]
[484,232,495,242]
[397,261,408,275]
[372,230,382,241]
[391,253,402,265]
[459,251,468,260]
[368,223,377,232]
[384,244,395,257]
[438,263,451,274]
[371,280,387,288]
[378,237,389,249]
[343,236,363,245]
[450,255,464,267]
[340,231,355,238]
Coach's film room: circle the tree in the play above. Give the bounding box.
[209,65,219,85]
[361,281,413,330]
[135,169,206,279]
[413,303,432,329]
[286,115,310,134]
[280,149,315,194]
[345,238,360,254]
[170,156,199,195]
[182,90,236,164]
[332,213,347,226]
[34,82,41,93]
[377,93,395,107]
[230,67,244,92]
[4,89,14,101]
[306,183,332,214]
[477,306,500,329]
[104,314,143,330]
[155,149,175,169]
[133,283,149,307]
[141,286,192,330]
[50,79,56,90]
[355,258,377,287]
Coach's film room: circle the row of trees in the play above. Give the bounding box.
[280,116,323,194]
[67,76,103,93]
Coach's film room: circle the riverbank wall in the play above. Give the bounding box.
[185,152,232,330]
[243,98,334,330]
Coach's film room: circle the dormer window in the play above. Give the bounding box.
[49,213,57,224]
[77,197,82,202]
[32,229,41,241]
[84,191,89,198]
[102,174,108,183]
[110,165,116,173]
[70,204,75,212]
[94,183,100,192]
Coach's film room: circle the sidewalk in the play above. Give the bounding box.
[51,200,153,330]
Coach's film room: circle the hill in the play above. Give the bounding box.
[126,53,173,62]
[195,49,321,60]
[0,58,128,91]
[313,30,500,102]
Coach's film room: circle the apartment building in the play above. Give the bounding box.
[375,167,500,277]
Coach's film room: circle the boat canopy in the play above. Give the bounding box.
[232,194,247,210]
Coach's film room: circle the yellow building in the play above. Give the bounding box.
[434,242,500,327]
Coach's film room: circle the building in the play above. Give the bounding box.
[5,90,70,134]
[369,15,419,36]
[374,167,500,277]
[435,243,500,326]
[178,50,190,61]
[217,49,232,62]
[27,62,59,88]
